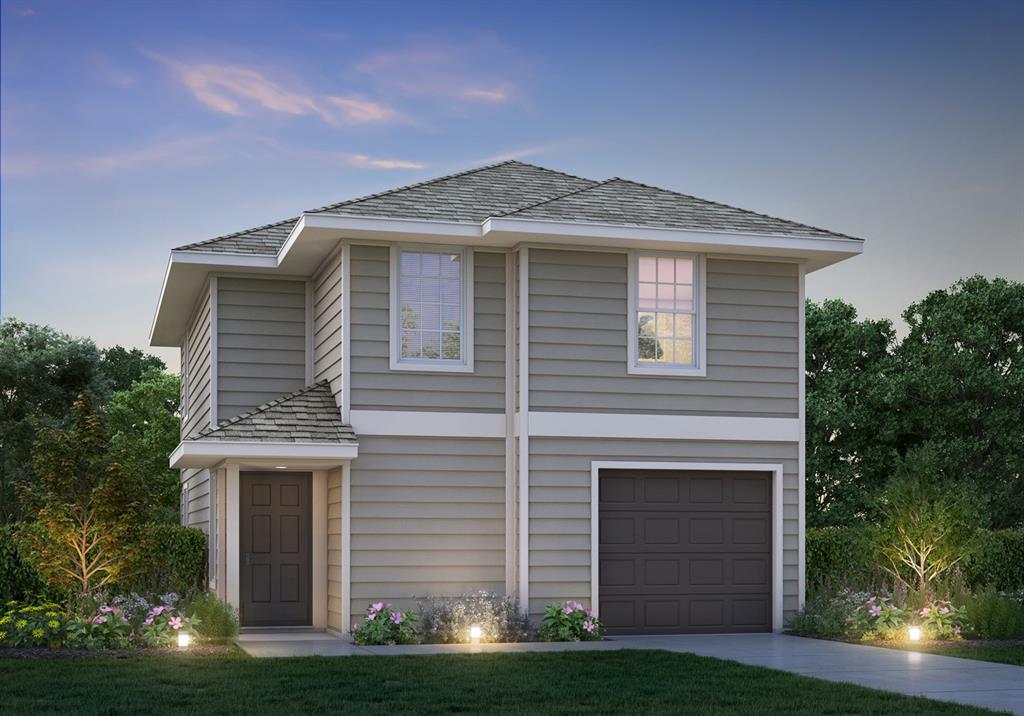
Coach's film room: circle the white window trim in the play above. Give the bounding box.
[626,251,707,377]
[180,335,190,421]
[388,243,475,373]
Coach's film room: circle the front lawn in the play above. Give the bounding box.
[0,649,997,715]
[875,640,1024,666]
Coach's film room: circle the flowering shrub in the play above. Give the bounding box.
[418,591,530,644]
[138,602,198,647]
[65,606,132,649]
[350,602,418,645]
[0,601,65,647]
[790,588,969,641]
[538,601,602,641]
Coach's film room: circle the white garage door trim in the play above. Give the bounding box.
[590,461,785,633]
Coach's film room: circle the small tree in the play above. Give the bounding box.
[872,447,983,594]
[17,394,138,593]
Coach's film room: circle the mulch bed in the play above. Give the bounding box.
[0,644,237,658]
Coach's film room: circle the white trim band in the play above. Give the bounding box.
[530,412,800,442]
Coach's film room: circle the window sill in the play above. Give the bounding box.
[627,364,707,378]
[389,359,475,374]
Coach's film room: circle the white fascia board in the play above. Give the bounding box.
[484,217,865,256]
[349,410,506,438]
[169,250,278,269]
[299,212,482,239]
[529,412,800,442]
[170,440,359,469]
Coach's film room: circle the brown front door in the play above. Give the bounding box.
[240,472,312,627]
[599,469,772,635]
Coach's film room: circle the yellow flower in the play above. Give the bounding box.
[32,628,44,638]
[15,619,28,629]
[0,615,11,624]
[47,620,60,629]
[46,612,58,617]
[0,630,6,640]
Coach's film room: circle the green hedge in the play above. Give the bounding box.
[2,522,206,599]
[807,527,1024,591]
[125,524,208,596]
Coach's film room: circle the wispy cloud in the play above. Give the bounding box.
[7,5,35,17]
[148,53,399,126]
[2,134,220,177]
[353,37,522,106]
[89,54,137,88]
[257,137,426,170]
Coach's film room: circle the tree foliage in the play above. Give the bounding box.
[0,319,105,523]
[99,346,166,394]
[806,275,1024,528]
[106,370,181,525]
[17,394,141,593]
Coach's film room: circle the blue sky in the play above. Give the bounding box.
[2,0,1022,370]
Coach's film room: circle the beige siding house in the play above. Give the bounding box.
[151,161,862,636]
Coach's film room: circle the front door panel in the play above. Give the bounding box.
[240,472,312,626]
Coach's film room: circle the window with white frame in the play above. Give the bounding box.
[391,246,473,370]
[630,252,701,372]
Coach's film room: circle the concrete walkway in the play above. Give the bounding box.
[236,631,1024,714]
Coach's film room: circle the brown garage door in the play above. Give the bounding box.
[599,469,772,635]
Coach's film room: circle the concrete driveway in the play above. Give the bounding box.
[237,631,1024,714]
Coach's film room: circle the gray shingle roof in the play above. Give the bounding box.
[501,178,857,240]
[191,381,355,443]
[172,160,859,254]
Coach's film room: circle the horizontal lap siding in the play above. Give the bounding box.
[349,436,505,618]
[528,438,800,621]
[182,468,211,533]
[528,250,799,417]
[313,248,343,410]
[349,244,505,412]
[182,287,212,438]
[327,467,343,632]
[217,277,307,422]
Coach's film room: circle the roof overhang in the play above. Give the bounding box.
[152,212,863,346]
[170,439,359,470]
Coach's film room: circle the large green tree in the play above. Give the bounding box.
[99,346,166,394]
[0,319,104,523]
[106,370,181,525]
[806,275,1024,528]
[805,299,901,526]
[895,275,1024,527]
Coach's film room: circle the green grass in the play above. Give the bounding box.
[878,641,1024,666]
[0,649,1000,715]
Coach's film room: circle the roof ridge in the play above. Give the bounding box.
[492,177,613,218]
[198,380,332,435]
[305,160,519,215]
[606,177,862,241]
[174,216,299,252]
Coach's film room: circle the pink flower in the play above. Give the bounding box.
[919,607,931,617]
[366,611,376,620]
[869,605,882,617]
[867,596,876,604]
[352,623,359,631]
[563,606,574,615]
[585,609,594,617]
[169,616,183,630]
[954,626,961,635]
[92,615,107,624]
[583,620,595,632]
[144,616,154,626]
[939,606,950,614]
[571,601,584,611]
[99,606,114,613]
[390,612,404,625]
[371,602,384,612]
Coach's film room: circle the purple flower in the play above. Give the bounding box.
[92,615,107,625]
[954,625,961,635]
[390,612,404,625]
[366,611,377,620]
[869,605,882,617]
[563,606,574,615]
[867,596,876,603]
[144,615,154,625]
[583,620,595,632]
[371,602,384,613]
[585,609,594,617]
[572,601,584,611]
[169,616,183,630]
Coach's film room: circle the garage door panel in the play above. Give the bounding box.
[599,469,772,635]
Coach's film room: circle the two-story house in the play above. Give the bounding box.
[150,161,862,636]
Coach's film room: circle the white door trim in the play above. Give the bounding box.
[312,470,327,630]
[589,460,785,633]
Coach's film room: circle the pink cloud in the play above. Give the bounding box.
[149,53,399,126]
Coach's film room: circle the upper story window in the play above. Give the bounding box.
[628,251,706,376]
[390,245,474,372]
